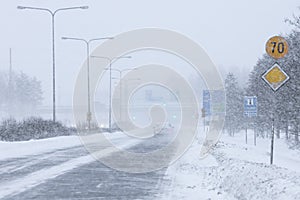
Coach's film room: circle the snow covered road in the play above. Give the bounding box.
[1,131,300,200]
[0,133,171,200]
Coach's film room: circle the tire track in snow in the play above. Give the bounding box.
[0,145,84,175]
[0,140,139,199]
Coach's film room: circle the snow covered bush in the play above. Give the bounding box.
[0,117,76,141]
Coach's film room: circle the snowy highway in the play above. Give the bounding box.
[1,1,299,199]
[1,131,300,200]
[0,133,172,200]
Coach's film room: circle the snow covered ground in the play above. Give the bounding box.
[0,131,131,161]
[0,136,81,161]
[159,130,300,200]
[0,132,142,199]
[1,130,300,200]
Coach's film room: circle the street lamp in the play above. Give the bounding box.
[62,37,114,130]
[17,5,88,122]
[91,56,132,132]
[109,68,139,121]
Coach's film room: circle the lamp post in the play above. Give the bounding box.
[110,68,138,120]
[91,56,132,132]
[62,37,113,130]
[17,5,88,122]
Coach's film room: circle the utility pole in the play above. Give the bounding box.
[9,48,12,84]
[8,48,13,113]
[9,49,12,79]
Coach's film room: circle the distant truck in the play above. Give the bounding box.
[153,122,174,135]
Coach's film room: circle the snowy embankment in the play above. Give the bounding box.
[160,130,300,200]
[0,132,128,161]
[0,136,81,161]
[159,135,234,200]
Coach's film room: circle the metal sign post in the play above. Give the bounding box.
[202,90,225,132]
[203,90,210,132]
[244,96,257,145]
[263,36,290,165]
[270,117,275,165]
[254,127,257,146]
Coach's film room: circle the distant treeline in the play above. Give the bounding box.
[0,70,43,115]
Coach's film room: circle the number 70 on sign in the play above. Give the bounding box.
[266,36,288,59]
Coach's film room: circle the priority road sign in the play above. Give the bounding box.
[262,63,290,91]
[244,96,257,117]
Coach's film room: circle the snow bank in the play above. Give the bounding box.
[203,151,300,200]
[0,136,81,161]
[220,130,300,173]
[159,136,234,199]
[0,132,126,161]
[159,130,300,200]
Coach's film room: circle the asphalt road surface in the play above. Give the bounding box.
[0,133,174,200]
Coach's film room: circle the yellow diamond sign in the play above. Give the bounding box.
[262,63,289,91]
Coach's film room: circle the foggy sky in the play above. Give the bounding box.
[0,0,299,106]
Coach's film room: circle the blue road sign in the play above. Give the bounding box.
[203,90,225,116]
[210,90,225,115]
[203,90,211,116]
[244,96,257,117]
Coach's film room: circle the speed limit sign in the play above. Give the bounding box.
[266,36,289,59]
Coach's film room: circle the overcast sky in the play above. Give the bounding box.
[0,0,299,106]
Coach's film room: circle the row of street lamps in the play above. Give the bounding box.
[111,70,140,121]
[61,37,114,130]
[17,5,135,131]
[92,56,132,130]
